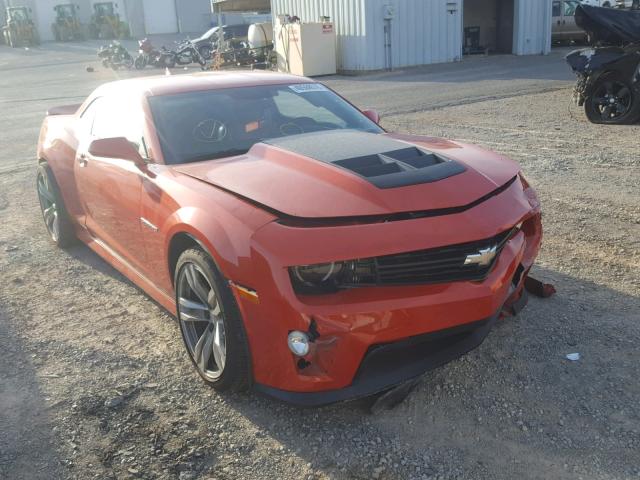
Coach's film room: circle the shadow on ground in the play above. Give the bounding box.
[0,304,64,480]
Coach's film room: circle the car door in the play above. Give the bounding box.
[74,95,148,273]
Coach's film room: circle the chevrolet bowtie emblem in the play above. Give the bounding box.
[464,245,497,267]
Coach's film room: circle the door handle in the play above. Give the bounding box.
[78,154,88,167]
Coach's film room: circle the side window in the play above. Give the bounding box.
[552,1,561,17]
[77,98,100,137]
[564,0,578,16]
[91,96,149,158]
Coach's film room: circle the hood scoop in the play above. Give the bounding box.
[264,130,466,189]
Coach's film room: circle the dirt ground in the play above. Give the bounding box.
[0,44,639,480]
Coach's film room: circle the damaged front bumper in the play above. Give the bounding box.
[231,178,543,407]
[255,309,502,407]
[573,74,589,106]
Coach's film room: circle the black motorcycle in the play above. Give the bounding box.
[134,38,175,69]
[566,5,640,124]
[97,41,133,70]
[172,39,207,69]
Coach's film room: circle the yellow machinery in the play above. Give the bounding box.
[2,6,39,48]
[52,4,85,41]
[88,2,129,39]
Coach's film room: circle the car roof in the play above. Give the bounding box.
[93,71,315,97]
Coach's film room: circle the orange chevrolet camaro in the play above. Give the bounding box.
[36,72,542,406]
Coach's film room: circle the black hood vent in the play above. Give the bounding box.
[264,130,466,189]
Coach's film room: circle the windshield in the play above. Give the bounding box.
[56,5,75,17]
[148,83,383,165]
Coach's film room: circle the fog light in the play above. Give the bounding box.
[287,331,310,356]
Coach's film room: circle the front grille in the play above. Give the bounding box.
[341,228,515,287]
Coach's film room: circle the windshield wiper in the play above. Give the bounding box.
[182,149,249,163]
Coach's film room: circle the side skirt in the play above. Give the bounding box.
[77,228,177,315]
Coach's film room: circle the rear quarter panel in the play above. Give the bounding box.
[38,114,83,218]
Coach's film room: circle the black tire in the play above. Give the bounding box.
[36,163,76,248]
[585,73,640,124]
[175,248,250,391]
[198,45,213,60]
[134,55,146,69]
[123,56,134,69]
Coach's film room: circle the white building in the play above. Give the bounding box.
[2,0,552,70]
[270,0,553,73]
[1,0,214,41]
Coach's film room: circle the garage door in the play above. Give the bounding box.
[143,0,178,34]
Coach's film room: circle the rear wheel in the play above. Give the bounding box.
[36,163,76,248]
[585,73,640,124]
[198,45,213,60]
[175,248,250,391]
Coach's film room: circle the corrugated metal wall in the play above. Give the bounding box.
[176,0,212,34]
[270,0,368,71]
[271,0,550,72]
[513,0,552,55]
[364,0,462,70]
[271,0,462,72]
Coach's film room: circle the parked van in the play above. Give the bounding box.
[580,0,613,6]
[552,0,588,42]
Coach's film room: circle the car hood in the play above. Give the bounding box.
[172,131,520,219]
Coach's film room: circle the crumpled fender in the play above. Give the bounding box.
[566,47,639,76]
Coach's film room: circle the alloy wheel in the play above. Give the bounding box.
[37,170,60,242]
[177,263,227,380]
[591,80,633,122]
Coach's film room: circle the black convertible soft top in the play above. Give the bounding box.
[575,4,640,45]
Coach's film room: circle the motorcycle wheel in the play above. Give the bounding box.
[199,45,213,60]
[123,56,134,69]
[134,55,146,70]
[584,73,640,125]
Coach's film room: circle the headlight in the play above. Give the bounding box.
[291,262,345,287]
[289,259,377,294]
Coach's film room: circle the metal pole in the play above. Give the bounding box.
[174,0,180,33]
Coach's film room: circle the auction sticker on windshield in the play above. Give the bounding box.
[289,84,328,94]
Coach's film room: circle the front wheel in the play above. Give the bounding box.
[175,248,250,391]
[585,73,640,124]
[36,163,76,248]
[162,54,176,68]
[123,55,134,69]
[134,55,146,69]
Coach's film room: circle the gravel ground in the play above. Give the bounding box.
[1,44,639,480]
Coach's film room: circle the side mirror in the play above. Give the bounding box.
[88,137,146,168]
[362,109,380,124]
